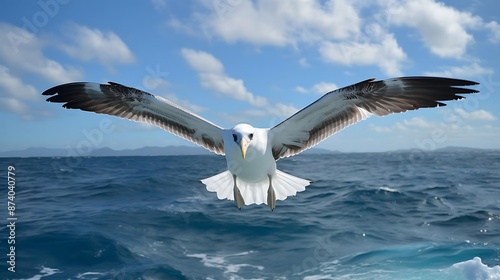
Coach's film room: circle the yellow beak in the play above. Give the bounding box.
[240,138,249,159]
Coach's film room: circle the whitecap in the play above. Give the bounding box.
[19,266,61,280]
[304,275,333,280]
[450,257,500,280]
[75,271,106,279]
[377,186,399,193]
[187,251,264,277]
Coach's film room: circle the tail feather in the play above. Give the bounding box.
[200,169,311,207]
[240,182,267,205]
[200,170,233,200]
[273,170,310,200]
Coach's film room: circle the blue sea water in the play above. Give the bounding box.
[1,151,499,279]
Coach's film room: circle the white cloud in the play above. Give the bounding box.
[371,117,438,133]
[485,21,500,43]
[273,103,298,118]
[402,117,434,129]
[225,102,299,125]
[312,82,338,94]
[181,48,299,119]
[0,65,46,119]
[171,1,500,77]
[0,97,29,116]
[295,81,338,95]
[181,48,267,107]
[61,24,135,68]
[369,124,392,133]
[174,1,411,75]
[388,0,483,58]
[140,75,207,114]
[0,65,38,101]
[181,48,224,73]
[298,57,310,68]
[194,1,409,75]
[454,108,496,121]
[424,62,494,78]
[319,34,406,76]
[0,22,83,83]
[200,0,361,46]
[295,86,308,94]
[151,0,167,11]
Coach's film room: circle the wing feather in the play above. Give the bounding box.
[43,82,225,155]
[270,77,478,159]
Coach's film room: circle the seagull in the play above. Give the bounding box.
[43,77,478,210]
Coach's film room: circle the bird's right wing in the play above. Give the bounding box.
[43,82,225,155]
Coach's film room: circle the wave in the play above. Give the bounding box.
[307,246,500,280]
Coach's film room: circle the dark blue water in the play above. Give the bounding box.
[1,151,499,279]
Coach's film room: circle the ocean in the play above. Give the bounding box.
[1,151,499,279]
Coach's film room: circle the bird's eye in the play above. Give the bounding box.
[232,134,237,142]
[249,133,254,140]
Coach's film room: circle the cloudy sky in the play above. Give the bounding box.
[1,0,499,153]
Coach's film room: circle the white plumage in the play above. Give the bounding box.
[43,77,478,210]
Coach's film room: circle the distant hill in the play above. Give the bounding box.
[0,147,67,158]
[0,146,212,158]
[434,146,487,152]
[391,146,490,153]
[89,146,213,156]
[301,147,341,154]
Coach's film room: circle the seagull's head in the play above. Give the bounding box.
[231,124,255,159]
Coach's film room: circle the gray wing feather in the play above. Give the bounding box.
[270,77,478,159]
[43,82,225,155]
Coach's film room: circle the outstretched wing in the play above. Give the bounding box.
[43,82,225,155]
[270,77,478,159]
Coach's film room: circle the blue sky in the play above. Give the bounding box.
[1,0,499,153]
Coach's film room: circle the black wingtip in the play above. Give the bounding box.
[42,82,81,95]
[408,76,479,88]
[42,86,60,98]
[41,83,90,105]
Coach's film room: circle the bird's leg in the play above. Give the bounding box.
[267,174,276,211]
[233,175,245,210]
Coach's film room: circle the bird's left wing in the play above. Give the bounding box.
[270,77,478,160]
[43,82,225,155]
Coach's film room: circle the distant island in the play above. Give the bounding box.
[0,145,494,158]
[0,146,208,158]
[390,146,492,153]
